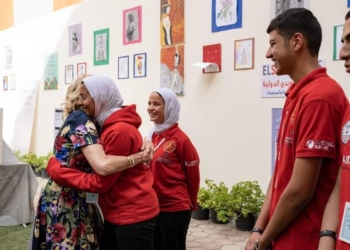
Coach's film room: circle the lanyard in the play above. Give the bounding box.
[154,138,165,152]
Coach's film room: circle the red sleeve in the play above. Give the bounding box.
[181,139,200,211]
[47,132,133,193]
[295,101,338,159]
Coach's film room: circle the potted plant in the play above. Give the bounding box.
[192,187,211,220]
[205,179,234,224]
[230,180,265,231]
[15,151,42,177]
[36,152,54,179]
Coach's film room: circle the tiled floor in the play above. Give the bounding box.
[34,177,249,250]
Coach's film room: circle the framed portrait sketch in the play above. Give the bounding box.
[333,25,344,61]
[211,0,242,33]
[68,23,82,56]
[234,38,255,70]
[133,53,146,78]
[65,65,74,84]
[5,46,12,69]
[77,62,87,77]
[123,6,142,45]
[118,56,129,79]
[94,28,109,66]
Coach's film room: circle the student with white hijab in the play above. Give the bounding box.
[47,75,159,250]
[147,87,200,250]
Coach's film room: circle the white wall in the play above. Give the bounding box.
[0,0,348,192]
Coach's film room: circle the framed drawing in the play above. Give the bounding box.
[65,65,74,84]
[68,23,82,56]
[333,25,344,61]
[3,76,8,91]
[77,62,87,77]
[118,56,129,79]
[94,28,109,66]
[211,0,242,33]
[123,6,142,45]
[5,46,12,69]
[234,38,255,70]
[133,53,146,78]
[271,0,310,18]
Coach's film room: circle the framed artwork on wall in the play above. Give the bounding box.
[44,53,58,90]
[9,74,15,90]
[133,53,146,78]
[118,56,129,79]
[333,25,344,61]
[94,28,109,66]
[68,23,82,56]
[211,0,242,33]
[123,6,142,45]
[5,46,12,69]
[271,0,310,18]
[234,38,255,70]
[3,76,8,91]
[77,62,87,77]
[65,65,74,84]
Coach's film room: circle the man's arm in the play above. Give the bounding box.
[258,157,323,249]
[245,177,273,250]
[318,168,341,250]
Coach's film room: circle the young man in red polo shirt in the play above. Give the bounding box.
[245,8,349,250]
[319,11,350,250]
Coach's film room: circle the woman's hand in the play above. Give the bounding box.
[141,140,154,164]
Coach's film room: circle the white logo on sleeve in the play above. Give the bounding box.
[342,121,350,144]
[306,140,315,149]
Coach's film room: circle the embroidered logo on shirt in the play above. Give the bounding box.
[306,140,315,149]
[342,121,350,144]
[306,140,335,150]
[163,141,176,153]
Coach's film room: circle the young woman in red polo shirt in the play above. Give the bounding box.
[147,87,200,250]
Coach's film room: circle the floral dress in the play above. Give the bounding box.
[32,110,104,250]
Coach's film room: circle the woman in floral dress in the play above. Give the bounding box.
[31,75,147,250]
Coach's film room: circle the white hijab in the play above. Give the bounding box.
[146,87,180,139]
[83,75,123,125]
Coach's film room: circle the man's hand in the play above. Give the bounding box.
[141,139,154,164]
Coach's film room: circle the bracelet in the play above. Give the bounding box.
[127,156,135,168]
[251,227,264,234]
[319,230,336,239]
[254,236,260,250]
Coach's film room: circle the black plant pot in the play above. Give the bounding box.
[210,209,229,224]
[235,212,255,231]
[192,204,209,220]
[253,213,259,223]
[41,169,49,179]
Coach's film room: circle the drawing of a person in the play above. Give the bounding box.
[97,35,105,61]
[71,32,80,53]
[240,48,247,65]
[160,0,172,46]
[127,13,135,41]
[136,56,143,75]
[170,46,183,94]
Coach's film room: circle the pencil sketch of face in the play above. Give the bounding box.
[126,10,139,41]
[71,31,80,53]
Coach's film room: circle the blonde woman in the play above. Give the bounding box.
[31,75,147,250]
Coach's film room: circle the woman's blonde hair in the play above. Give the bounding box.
[62,74,91,119]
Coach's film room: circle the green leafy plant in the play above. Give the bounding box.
[197,187,211,209]
[230,180,265,219]
[35,152,54,172]
[204,179,234,223]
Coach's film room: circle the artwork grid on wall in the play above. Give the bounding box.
[211,0,242,33]
[123,6,142,45]
[118,56,129,79]
[133,53,147,78]
[94,28,109,66]
[234,38,255,70]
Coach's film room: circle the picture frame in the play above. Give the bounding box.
[234,38,255,70]
[123,6,142,45]
[333,25,344,61]
[118,56,129,79]
[3,76,8,91]
[68,23,82,56]
[9,74,15,90]
[133,53,147,78]
[65,65,74,84]
[271,0,310,19]
[77,62,87,77]
[94,28,109,66]
[211,0,242,33]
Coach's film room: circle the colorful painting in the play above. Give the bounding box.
[160,0,185,47]
[68,23,82,56]
[118,56,129,79]
[160,45,184,95]
[133,53,146,78]
[77,62,87,77]
[211,0,242,32]
[44,53,58,90]
[123,6,142,45]
[94,28,109,66]
[234,38,254,70]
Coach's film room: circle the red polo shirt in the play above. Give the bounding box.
[150,123,200,212]
[337,107,350,250]
[270,68,348,249]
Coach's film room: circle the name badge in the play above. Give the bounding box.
[86,192,99,204]
[339,202,350,244]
